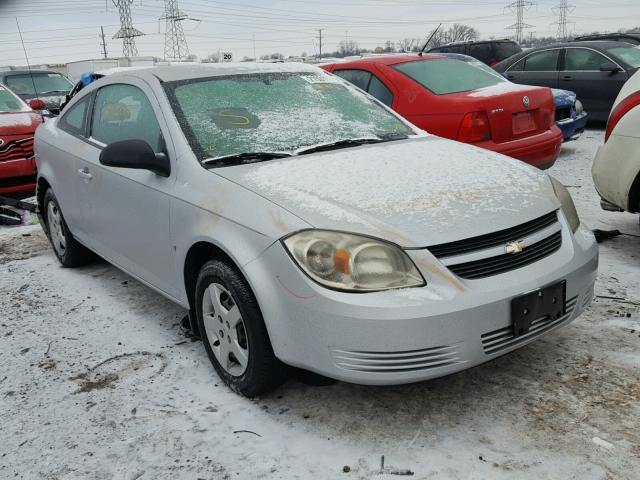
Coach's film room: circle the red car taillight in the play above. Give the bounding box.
[457,111,492,143]
[605,91,640,143]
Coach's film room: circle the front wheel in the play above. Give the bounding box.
[43,189,93,267]
[195,259,286,397]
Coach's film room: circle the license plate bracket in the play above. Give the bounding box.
[512,111,536,135]
[511,281,566,338]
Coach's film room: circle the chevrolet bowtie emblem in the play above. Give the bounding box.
[505,240,525,254]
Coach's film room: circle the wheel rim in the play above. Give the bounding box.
[201,282,249,377]
[47,201,66,257]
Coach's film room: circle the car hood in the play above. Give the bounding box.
[0,112,42,136]
[215,136,560,248]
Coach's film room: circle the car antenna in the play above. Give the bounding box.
[418,23,442,57]
[15,17,41,117]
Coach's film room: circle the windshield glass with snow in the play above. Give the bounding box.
[394,58,506,95]
[607,45,640,68]
[0,86,29,113]
[164,71,415,163]
[5,73,72,95]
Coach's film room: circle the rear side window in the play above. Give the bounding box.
[332,69,372,91]
[469,43,492,63]
[59,95,91,136]
[91,83,163,151]
[393,59,505,95]
[367,76,393,106]
[521,50,560,71]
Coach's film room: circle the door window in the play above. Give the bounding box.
[332,69,372,91]
[91,84,163,152]
[522,50,560,71]
[565,48,610,71]
[59,95,91,136]
[367,75,394,106]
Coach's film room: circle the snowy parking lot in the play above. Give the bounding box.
[1,128,639,479]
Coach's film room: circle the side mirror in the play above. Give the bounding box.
[28,99,46,110]
[600,62,622,73]
[99,139,170,177]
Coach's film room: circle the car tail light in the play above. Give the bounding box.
[605,91,640,142]
[489,60,499,67]
[457,111,492,143]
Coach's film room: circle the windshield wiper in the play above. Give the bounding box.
[202,151,292,167]
[296,133,409,155]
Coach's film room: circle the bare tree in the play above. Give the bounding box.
[338,39,361,56]
[446,24,479,43]
[397,38,421,52]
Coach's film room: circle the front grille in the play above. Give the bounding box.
[331,344,463,373]
[555,106,571,122]
[428,211,558,258]
[481,296,577,355]
[0,137,34,163]
[447,230,562,279]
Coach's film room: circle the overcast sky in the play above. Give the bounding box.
[1,0,639,66]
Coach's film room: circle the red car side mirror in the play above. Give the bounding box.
[28,99,46,110]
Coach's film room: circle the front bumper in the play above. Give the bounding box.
[244,216,598,385]
[0,157,37,196]
[557,111,588,142]
[479,127,564,170]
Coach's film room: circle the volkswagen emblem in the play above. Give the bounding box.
[522,96,530,107]
[505,240,525,254]
[0,138,4,146]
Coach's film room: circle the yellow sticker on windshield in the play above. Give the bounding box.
[209,107,260,129]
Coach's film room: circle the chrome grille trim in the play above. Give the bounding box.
[331,345,464,373]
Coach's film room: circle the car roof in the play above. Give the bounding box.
[576,32,640,39]
[429,39,517,48]
[104,62,325,83]
[324,54,444,67]
[1,69,63,76]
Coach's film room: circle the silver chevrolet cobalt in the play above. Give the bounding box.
[35,64,598,396]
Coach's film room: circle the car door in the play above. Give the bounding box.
[76,80,180,299]
[504,48,561,89]
[51,93,94,234]
[561,47,629,121]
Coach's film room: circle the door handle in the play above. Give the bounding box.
[77,167,93,180]
[561,75,573,81]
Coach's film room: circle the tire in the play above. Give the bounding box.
[195,259,286,397]
[43,189,94,268]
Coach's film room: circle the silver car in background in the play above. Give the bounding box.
[34,64,598,396]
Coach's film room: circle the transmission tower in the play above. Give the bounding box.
[552,0,575,40]
[506,0,535,44]
[112,0,144,57]
[160,0,193,61]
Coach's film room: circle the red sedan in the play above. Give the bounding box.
[322,54,563,169]
[0,84,43,196]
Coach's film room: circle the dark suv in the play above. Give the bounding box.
[427,40,522,66]
[574,33,640,45]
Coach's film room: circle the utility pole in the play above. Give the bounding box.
[253,33,256,60]
[506,0,534,44]
[160,0,194,61]
[112,0,144,57]
[317,28,323,59]
[552,0,574,40]
[100,26,108,59]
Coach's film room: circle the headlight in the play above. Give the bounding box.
[550,176,580,233]
[575,99,583,115]
[282,230,425,292]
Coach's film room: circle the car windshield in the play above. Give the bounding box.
[607,45,640,68]
[5,73,72,95]
[0,85,30,113]
[393,58,506,95]
[164,71,415,163]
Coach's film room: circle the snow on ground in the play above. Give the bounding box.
[1,128,639,480]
